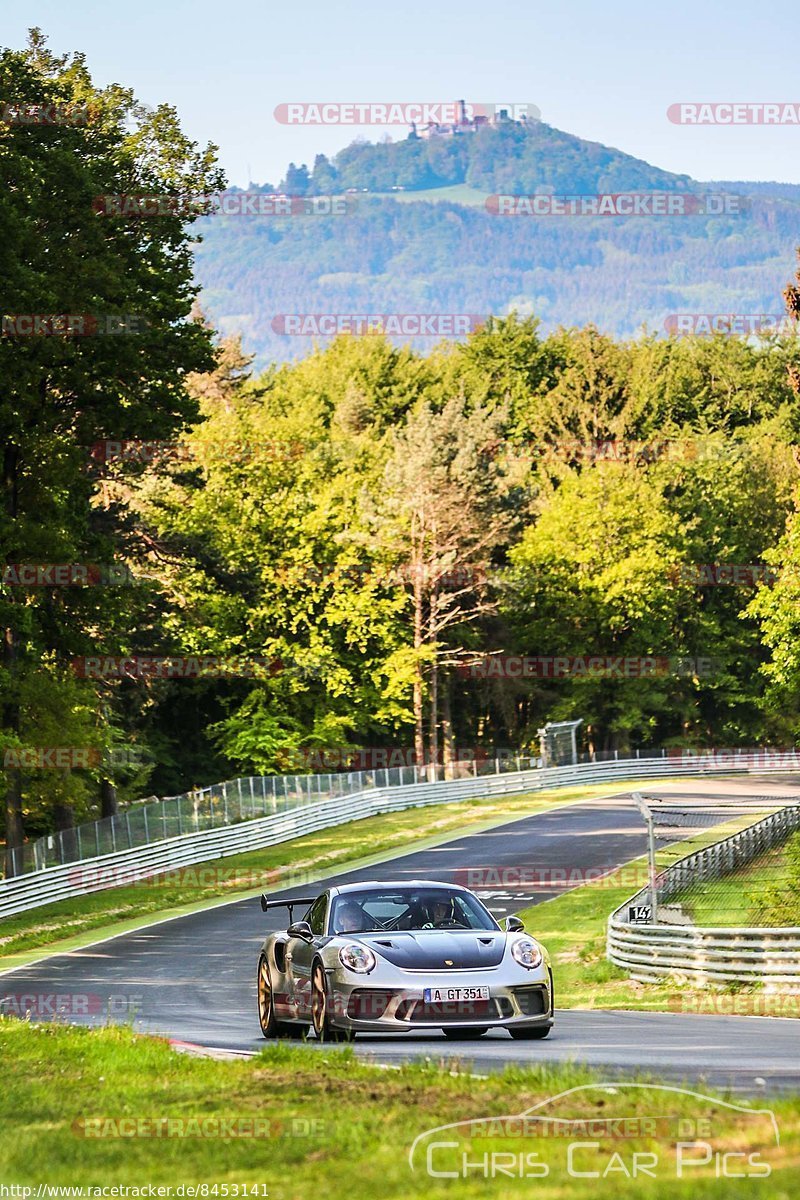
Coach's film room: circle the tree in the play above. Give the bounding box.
[0,30,223,873]
[375,395,511,775]
[280,162,310,195]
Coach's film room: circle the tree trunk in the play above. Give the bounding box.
[53,798,77,864]
[428,656,439,782]
[100,778,118,819]
[441,673,455,779]
[413,563,425,775]
[4,768,24,878]
[3,443,24,878]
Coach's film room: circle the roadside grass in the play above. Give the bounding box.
[0,1021,797,1197]
[519,810,796,1013]
[669,836,798,927]
[0,781,636,967]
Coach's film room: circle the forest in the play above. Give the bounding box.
[5,33,800,871]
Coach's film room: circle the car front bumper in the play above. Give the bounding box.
[324,963,553,1032]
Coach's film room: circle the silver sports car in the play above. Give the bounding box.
[257,879,553,1041]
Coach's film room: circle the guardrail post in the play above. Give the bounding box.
[142,807,149,842]
[126,811,133,848]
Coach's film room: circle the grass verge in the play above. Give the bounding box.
[0,780,638,968]
[519,810,800,1014]
[1,1021,797,1197]
[670,831,800,927]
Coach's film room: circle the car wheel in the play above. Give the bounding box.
[258,954,279,1037]
[258,955,308,1040]
[509,1024,551,1039]
[311,962,353,1042]
[442,1027,489,1039]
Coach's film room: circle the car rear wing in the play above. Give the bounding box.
[260,894,317,921]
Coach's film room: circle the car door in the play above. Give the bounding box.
[288,892,329,1015]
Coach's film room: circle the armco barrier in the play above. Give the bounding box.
[608,804,800,985]
[2,752,798,921]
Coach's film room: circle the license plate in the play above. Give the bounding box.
[423,986,490,1003]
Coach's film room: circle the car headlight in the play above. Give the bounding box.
[339,943,376,973]
[511,938,543,969]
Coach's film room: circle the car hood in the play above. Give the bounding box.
[356,931,506,970]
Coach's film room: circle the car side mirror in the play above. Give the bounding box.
[287,920,314,941]
[505,915,525,932]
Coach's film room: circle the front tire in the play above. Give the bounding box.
[311,962,353,1042]
[509,1024,551,1039]
[443,1027,489,1040]
[258,955,308,1040]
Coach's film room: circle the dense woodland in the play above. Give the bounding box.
[6,35,800,871]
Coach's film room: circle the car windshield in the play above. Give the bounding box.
[329,888,499,934]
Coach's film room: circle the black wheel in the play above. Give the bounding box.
[442,1027,489,1040]
[509,1024,552,1040]
[311,962,354,1042]
[258,955,308,1040]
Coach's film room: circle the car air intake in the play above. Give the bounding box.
[512,986,547,1016]
[346,989,396,1020]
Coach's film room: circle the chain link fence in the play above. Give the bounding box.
[20,751,544,876]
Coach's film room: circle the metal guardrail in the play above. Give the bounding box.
[1,751,794,921]
[24,745,800,877]
[608,804,800,985]
[23,753,542,876]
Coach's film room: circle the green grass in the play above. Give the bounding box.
[365,183,489,206]
[519,810,794,1012]
[1,1021,797,1197]
[669,834,799,927]
[0,781,637,967]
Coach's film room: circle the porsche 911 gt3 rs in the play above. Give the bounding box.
[256,879,553,1041]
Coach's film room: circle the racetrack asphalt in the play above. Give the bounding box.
[3,776,800,1095]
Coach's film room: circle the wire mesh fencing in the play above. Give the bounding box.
[23,752,543,875]
[642,797,800,927]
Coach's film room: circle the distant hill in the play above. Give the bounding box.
[192,122,800,366]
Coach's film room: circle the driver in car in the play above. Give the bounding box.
[421,898,454,928]
[334,900,365,933]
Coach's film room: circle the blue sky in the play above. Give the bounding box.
[8,1,800,186]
